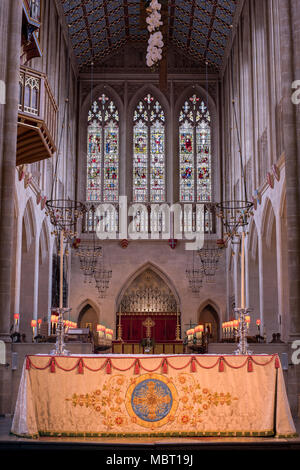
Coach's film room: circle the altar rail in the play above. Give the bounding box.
[112,341,184,355]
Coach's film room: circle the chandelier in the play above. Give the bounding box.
[216,200,253,242]
[186,252,203,295]
[94,259,112,299]
[198,241,223,282]
[74,236,102,284]
[46,199,84,239]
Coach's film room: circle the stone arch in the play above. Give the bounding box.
[115,261,180,311]
[248,218,258,261]
[247,219,260,322]
[22,197,36,253]
[128,83,170,118]
[128,84,171,202]
[197,299,220,342]
[38,219,50,320]
[278,186,288,340]
[20,198,37,339]
[77,83,124,203]
[76,298,101,324]
[174,84,220,205]
[261,197,276,249]
[77,299,101,344]
[260,197,279,340]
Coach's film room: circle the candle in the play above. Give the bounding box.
[31,319,37,341]
[241,231,245,309]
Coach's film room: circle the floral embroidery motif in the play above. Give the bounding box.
[175,373,239,427]
[65,372,238,432]
[65,375,129,430]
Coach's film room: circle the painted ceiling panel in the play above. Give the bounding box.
[60,0,240,71]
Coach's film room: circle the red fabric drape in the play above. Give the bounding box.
[120,314,177,342]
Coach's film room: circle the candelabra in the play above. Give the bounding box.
[234,308,252,355]
[117,309,123,341]
[50,308,71,356]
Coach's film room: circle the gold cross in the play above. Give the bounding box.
[142,317,155,338]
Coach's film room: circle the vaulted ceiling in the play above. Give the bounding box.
[60,0,242,72]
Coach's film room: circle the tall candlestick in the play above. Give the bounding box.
[241,230,245,309]
[60,230,64,309]
[117,304,122,341]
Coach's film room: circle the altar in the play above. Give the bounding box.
[11,353,297,438]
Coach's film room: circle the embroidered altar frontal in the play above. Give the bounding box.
[11,354,297,438]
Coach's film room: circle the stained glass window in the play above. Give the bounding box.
[179,95,211,202]
[86,94,119,202]
[133,93,165,202]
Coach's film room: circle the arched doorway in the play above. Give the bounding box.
[115,265,182,354]
[78,304,98,343]
[198,304,220,342]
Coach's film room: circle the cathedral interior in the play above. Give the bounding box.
[0,0,300,452]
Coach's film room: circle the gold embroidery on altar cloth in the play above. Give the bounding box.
[65,372,239,432]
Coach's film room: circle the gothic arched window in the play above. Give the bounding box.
[86,94,119,202]
[179,94,211,203]
[133,93,166,203]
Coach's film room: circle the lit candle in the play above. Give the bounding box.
[14,313,20,332]
[31,319,37,341]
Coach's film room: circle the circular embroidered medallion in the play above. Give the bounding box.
[125,373,178,429]
[131,379,172,422]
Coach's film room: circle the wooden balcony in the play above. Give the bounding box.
[17,66,57,166]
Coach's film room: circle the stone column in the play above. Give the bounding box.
[257,233,264,332]
[12,211,23,315]
[278,0,300,417]
[47,238,54,335]
[245,236,250,309]
[278,0,300,340]
[275,212,284,335]
[33,230,40,322]
[233,245,239,310]
[0,0,23,340]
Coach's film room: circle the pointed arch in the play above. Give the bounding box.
[39,218,49,264]
[115,261,180,310]
[76,298,101,324]
[197,299,220,342]
[22,198,36,253]
[128,83,170,120]
[248,218,258,261]
[77,84,124,204]
[261,197,276,250]
[197,298,220,319]
[130,87,168,203]
[175,84,219,205]
[86,90,120,202]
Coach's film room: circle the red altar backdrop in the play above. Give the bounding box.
[120,314,177,342]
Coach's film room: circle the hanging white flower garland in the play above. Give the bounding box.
[146,0,164,68]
